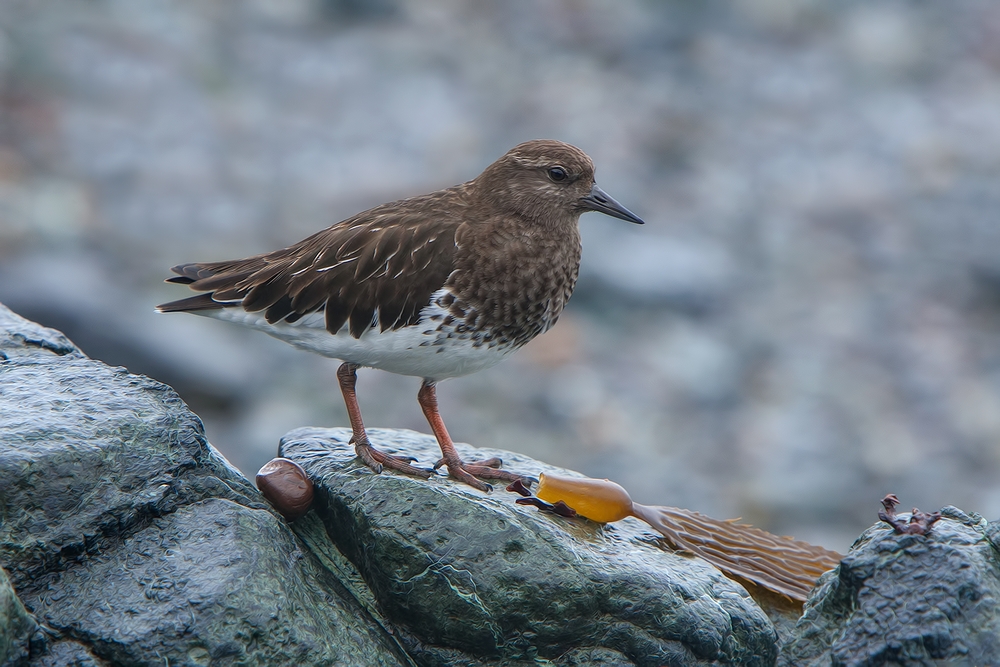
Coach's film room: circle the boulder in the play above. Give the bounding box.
[0,304,411,666]
[779,507,1000,666]
[281,427,779,667]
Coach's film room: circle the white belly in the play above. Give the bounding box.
[197,307,517,381]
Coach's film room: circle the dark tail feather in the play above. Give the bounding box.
[170,263,214,281]
[156,293,228,313]
[165,261,256,298]
[171,261,253,281]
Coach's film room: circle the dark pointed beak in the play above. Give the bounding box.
[579,184,644,224]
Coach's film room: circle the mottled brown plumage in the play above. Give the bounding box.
[162,193,463,337]
[158,140,643,490]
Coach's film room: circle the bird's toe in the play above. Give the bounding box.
[355,443,432,479]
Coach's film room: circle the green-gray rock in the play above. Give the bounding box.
[779,507,1000,666]
[0,303,410,666]
[1,566,35,667]
[281,427,779,667]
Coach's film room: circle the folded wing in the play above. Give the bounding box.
[157,192,465,338]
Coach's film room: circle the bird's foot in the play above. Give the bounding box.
[433,456,524,492]
[355,442,433,479]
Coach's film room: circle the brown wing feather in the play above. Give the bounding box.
[156,187,467,338]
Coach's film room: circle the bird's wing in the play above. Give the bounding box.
[157,190,465,338]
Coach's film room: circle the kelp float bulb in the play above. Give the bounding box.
[256,458,314,521]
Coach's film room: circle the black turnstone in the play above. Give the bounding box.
[157,140,643,491]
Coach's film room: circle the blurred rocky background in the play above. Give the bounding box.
[2,0,999,550]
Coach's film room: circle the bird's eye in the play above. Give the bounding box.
[547,166,568,182]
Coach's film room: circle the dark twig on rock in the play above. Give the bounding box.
[878,493,941,535]
[514,496,579,518]
[506,479,533,497]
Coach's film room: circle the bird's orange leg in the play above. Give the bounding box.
[417,380,522,492]
[337,363,431,478]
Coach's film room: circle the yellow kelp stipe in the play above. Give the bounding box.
[531,472,842,604]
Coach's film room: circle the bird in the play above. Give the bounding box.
[157,140,643,491]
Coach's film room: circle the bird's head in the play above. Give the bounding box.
[474,139,644,226]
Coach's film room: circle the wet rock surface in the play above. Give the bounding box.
[6,305,1000,666]
[779,507,1000,666]
[0,566,35,667]
[281,427,778,667]
[1,302,785,666]
[0,303,411,667]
